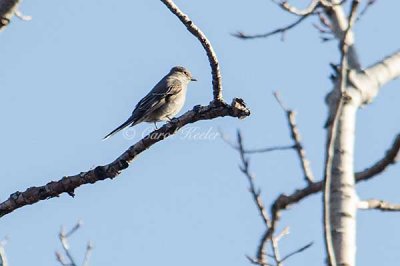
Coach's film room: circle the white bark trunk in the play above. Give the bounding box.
[326,49,400,266]
[324,1,400,264]
[330,88,361,266]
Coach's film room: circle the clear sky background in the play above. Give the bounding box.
[1,0,399,265]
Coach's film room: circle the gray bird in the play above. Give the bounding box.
[103,66,196,140]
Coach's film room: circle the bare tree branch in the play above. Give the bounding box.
[233,15,310,40]
[56,221,93,266]
[237,130,271,226]
[0,100,250,218]
[161,0,223,102]
[59,226,78,266]
[273,227,290,243]
[274,92,315,184]
[220,131,294,154]
[82,242,93,266]
[241,145,295,154]
[234,128,313,266]
[356,134,400,181]
[280,242,313,263]
[356,0,377,22]
[236,132,312,266]
[270,235,283,266]
[237,130,271,265]
[358,199,400,212]
[256,196,283,266]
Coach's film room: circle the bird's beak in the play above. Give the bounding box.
[191,78,197,81]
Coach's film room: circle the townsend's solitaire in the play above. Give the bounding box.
[103,66,196,139]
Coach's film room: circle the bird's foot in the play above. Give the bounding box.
[167,116,179,123]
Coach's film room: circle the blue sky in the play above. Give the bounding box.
[1,0,399,265]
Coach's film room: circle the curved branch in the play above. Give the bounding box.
[161,0,223,102]
[0,100,250,218]
[355,134,400,181]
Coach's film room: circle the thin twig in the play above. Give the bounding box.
[280,242,313,262]
[243,146,296,154]
[256,198,281,265]
[56,222,93,266]
[356,0,376,22]
[237,131,271,226]
[59,228,78,266]
[236,132,298,266]
[233,15,310,40]
[274,227,290,243]
[220,131,294,154]
[274,92,315,184]
[270,237,282,266]
[65,220,82,238]
[82,241,93,266]
[55,252,69,266]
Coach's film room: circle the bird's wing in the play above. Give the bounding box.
[131,78,182,121]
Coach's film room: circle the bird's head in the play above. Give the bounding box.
[170,66,197,82]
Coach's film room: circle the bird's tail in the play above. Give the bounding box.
[103,117,135,140]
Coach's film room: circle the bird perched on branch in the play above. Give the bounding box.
[103,66,197,140]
